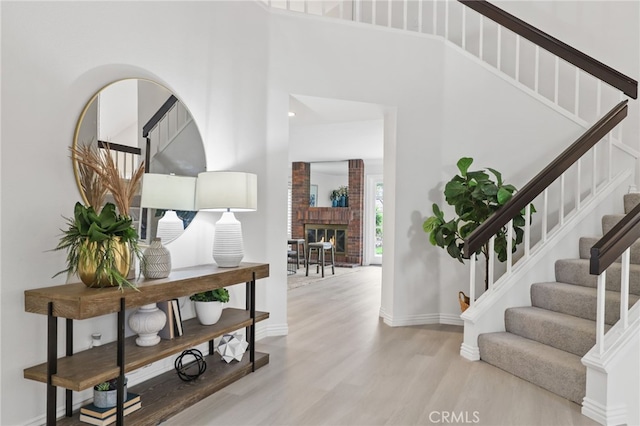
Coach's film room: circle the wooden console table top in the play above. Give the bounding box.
[24,262,269,320]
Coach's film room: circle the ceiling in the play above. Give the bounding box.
[288,94,385,164]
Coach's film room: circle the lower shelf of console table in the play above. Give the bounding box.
[56,351,269,426]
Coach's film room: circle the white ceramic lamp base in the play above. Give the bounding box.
[128,303,167,346]
[212,211,244,268]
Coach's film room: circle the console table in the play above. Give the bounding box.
[23,262,270,425]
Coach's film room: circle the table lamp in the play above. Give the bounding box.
[130,173,196,347]
[195,171,257,267]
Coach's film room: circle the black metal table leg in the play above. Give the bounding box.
[47,302,57,426]
[117,298,125,426]
[65,319,73,417]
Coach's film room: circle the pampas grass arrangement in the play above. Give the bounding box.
[71,142,145,216]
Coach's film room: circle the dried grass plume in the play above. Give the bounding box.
[71,143,145,216]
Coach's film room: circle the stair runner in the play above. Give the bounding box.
[478,194,640,404]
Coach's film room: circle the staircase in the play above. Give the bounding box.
[478,193,640,405]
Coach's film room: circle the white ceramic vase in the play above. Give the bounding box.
[194,301,224,325]
[128,303,167,346]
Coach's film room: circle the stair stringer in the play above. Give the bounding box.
[581,302,640,425]
[460,169,633,361]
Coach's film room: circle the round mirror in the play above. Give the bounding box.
[72,78,206,244]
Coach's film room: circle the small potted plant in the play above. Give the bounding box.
[330,190,340,207]
[93,377,127,408]
[337,185,349,207]
[190,288,230,325]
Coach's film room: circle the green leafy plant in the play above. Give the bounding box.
[189,288,230,303]
[53,202,142,290]
[423,157,534,289]
[94,377,126,391]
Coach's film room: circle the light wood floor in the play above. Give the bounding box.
[164,266,598,426]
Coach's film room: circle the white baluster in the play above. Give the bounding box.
[621,248,630,329]
[534,45,540,93]
[554,56,559,104]
[445,0,449,39]
[506,219,513,274]
[596,271,606,355]
[387,0,392,27]
[372,0,376,24]
[592,145,598,196]
[461,6,466,50]
[417,0,423,32]
[515,35,520,82]
[469,252,476,308]
[524,204,531,257]
[596,80,602,116]
[542,188,548,242]
[559,173,565,226]
[574,68,580,117]
[403,0,407,30]
[478,15,483,60]
[433,0,437,35]
[497,25,502,70]
[576,158,581,210]
[608,132,613,181]
[488,236,495,290]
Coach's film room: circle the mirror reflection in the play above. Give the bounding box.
[73,79,206,243]
[309,161,348,207]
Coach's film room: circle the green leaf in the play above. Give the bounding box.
[497,187,513,205]
[457,157,473,177]
[444,181,467,201]
[487,168,503,187]
[432,203,444,220]
[423,216,440,233]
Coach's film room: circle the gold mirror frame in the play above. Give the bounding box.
[72,78,206,243]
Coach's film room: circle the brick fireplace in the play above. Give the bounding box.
[291,159,364,265]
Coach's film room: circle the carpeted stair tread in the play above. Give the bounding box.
[505,306,602,357]
[531,282,639,325]
[602,214,626,235]
[478,332,585,404]
[579,236,640,264]
[555,258,640,295]
[624,193,640,214]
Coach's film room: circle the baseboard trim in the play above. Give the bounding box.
[460,342,480,361]
[439,314,464,326]
[582,397,627,426]
[264,322,289,337]
[379,312,464,327]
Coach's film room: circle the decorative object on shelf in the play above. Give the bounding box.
[423,157,535,291]
[174,349,207,382]
[80,392,140,421]
[128,303,167,346]
[140,173,197,252]
[337,185,349,207]
[53,202,140,289]
[141,238,171,279]
[458,291,470,313]
[53,143,144,290]
[190,288,229,325]
[310,184,318,207]
[330,189,340,207]
[217,332,249,363]
[93,377,127,409]
[90,333,102,348]
[195,171,258,267]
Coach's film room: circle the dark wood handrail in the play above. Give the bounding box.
[458,0,638,99]
[97,140,142,155]
[142,95,178,137]
[463,100,629,258]
[591,201,640,275]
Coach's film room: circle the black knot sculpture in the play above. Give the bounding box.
[174,349,207,382]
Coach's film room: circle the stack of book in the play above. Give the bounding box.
[157,299,184,339]
[79,393,141,425]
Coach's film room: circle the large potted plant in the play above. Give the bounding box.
[53,143,144,290]
[190,288,230,325]
[423,157,534,291]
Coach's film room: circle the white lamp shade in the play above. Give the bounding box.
[195,172,257,212]
[140,174,197,211]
